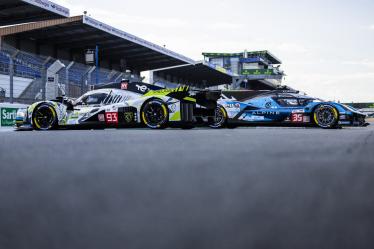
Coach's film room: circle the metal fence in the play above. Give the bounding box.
[0,44,134,104]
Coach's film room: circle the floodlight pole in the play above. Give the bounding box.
[9,50,19,103]
[9,57,13,103]
[95,45,99,84]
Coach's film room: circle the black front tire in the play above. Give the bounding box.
[209,105,228,129]
[141,99,169,129]
[32,104,58,131]
[313,104,339,129]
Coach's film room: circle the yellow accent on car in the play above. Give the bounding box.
[162,104,167,115]
[170,111,181,121]
[142,111,148,125]
[183,97,196,103]
[144,86,190,97]
[221,106,227,118]
[314,112,319,125]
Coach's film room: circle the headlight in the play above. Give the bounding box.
[16,109,26,118]
[16,109,27,121]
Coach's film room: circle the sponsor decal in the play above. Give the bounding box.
[1,108,18,126]
[105,112,118,124]
[252,111,280,115]
[168,104,177,113]
[265,102,272,109]
[292,109,305,113]
[241,115,265,121]
[226,103,240,109]
[121,83,128,90]
[98,114,105,122]
[136,84,148,93]
[124,112,134,123]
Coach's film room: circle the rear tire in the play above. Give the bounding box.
[141,99,169,129]
[32,104,58,130]
[313,104,339,129]
[209,105,227,129]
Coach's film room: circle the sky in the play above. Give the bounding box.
[53,0,374,102]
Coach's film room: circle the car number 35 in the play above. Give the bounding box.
[291,113,303,123]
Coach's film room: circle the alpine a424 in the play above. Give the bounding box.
[211,89,369,129]
[15,82,220,130]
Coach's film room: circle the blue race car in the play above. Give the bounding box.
[211,89,369,129]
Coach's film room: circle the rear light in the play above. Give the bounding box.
[98,114,105,122]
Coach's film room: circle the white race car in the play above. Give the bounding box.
[15,81,221,130]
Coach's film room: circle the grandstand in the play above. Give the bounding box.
[0,0,287,104]
[0,0,197,103]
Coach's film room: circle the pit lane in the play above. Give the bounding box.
[0,125,374,249]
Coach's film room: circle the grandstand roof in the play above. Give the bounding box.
[0,0,70,26]
[152,62,235,87]
[0,15,195,71]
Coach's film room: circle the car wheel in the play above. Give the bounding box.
[313,104,339,129]
[32,104,58,130]
[209,105,227,129]
[141,99,169,129]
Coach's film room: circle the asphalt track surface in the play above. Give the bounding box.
[0,124,374,249]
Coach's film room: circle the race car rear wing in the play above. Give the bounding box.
[192,90,221,109]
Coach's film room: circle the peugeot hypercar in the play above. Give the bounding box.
[15,82,220,130]
[211,89,369,129]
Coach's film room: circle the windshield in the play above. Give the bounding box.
[75,92,108,106]
[275,98,299,107]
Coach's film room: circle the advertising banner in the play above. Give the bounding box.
[21,0,70,17]
[241,69,276,76]
[240,57,265,63]
[1,108,18,127]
